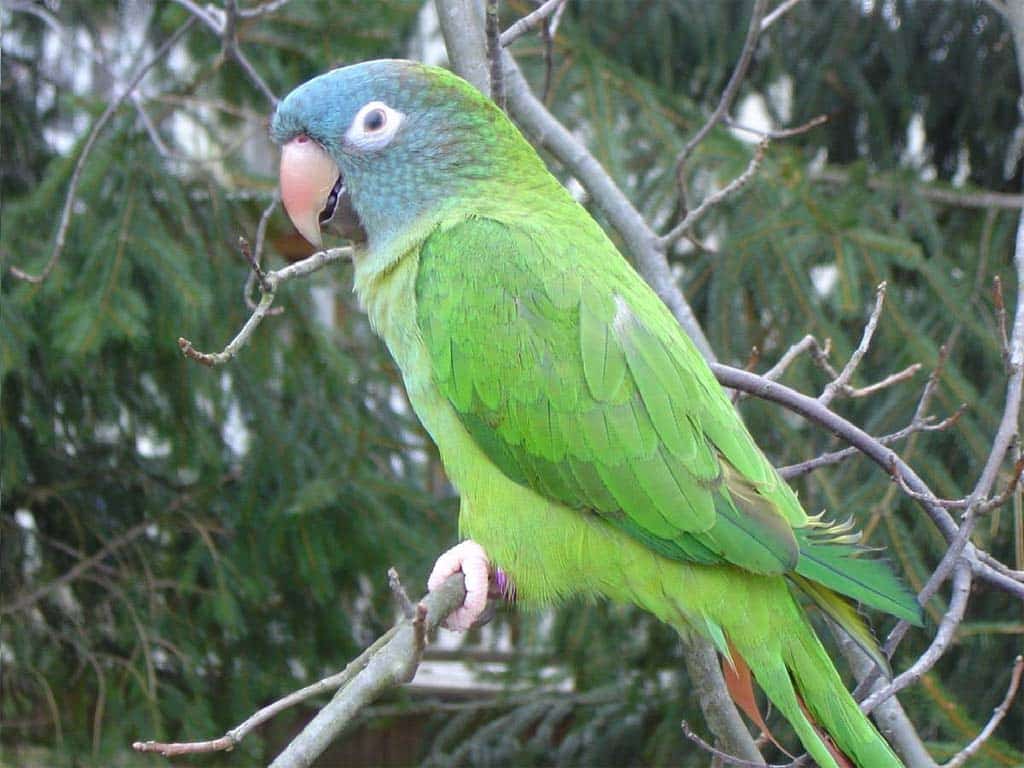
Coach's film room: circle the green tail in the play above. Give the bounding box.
[728,601,905,768]
[794,525,923,627]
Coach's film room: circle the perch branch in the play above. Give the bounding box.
[268,575,463,768]
[133,572,465,761]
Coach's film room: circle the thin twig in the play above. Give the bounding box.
[760,335,821,382]
[673,0,768,197]
[237,0,295,19]
[133,572,467,760]
[724,113,828,140]
[8,17,197,283]
[178,246,352,367]
[661,137,769,248]
[244,192,284,312]
[860,561,972,714]
[220,0,278,105]
[500,0,567,47]
[760,0,807,31]
[819,282,887,407]
[778,406,965,480]
[238,237,270,293]
[941,654,1024,768]
[388,567,417,620]
[681,720,790,768]
[994,275,1010,368]
[846,364,922,398]
[133,625,400,757]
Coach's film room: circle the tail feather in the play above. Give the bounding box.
[795,526,923,625]
[790,574,892,677]
[784,616,904,768]
[739,639,844,768]
[727,603,905,768]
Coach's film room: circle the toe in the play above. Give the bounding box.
[427,540,492,631]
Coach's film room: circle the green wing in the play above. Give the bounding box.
[415,216,803,576]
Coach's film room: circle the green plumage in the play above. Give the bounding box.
[273,60,925,768]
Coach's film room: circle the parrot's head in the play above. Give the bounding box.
[271,59,536,249]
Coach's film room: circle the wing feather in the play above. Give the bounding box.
[416,216,799,575]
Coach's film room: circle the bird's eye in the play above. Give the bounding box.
[345,101,404,152]
[363,108,386,132]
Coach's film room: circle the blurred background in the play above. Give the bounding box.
[2,1,1022,765]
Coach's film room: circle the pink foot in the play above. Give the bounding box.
[428,540,491,631]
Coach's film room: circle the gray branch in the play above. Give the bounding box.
[270,577,464,768]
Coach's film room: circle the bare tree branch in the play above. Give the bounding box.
[268,575,464,768]
[133,573,462,761]
[500,0,568,47]
[941,654,1024,768]
[237,0,295,19]
[811,168,1024,210]
[725,112,829,140]
[435,0,491,94]
[778,407,965,481]
[760,0,808,31]
[683,641,767,765]
[831,622,936,768]
[819,282,888,406]
[243,192,284,308]
[715,364,1024,601]
[661,138,769,249]
[178,246,352,367]
[673,0,768,200]
[861,562,972,715]
[485,0,504,108]
[7,17,197,283]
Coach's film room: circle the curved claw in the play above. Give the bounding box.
[428,540,491,631]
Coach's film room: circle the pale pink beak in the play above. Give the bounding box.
[279,135,341,249]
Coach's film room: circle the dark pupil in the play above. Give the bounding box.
[364,109,386,131]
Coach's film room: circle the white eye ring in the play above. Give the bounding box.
[345,101,404,152]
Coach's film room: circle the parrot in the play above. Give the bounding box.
[270,60,924,768]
